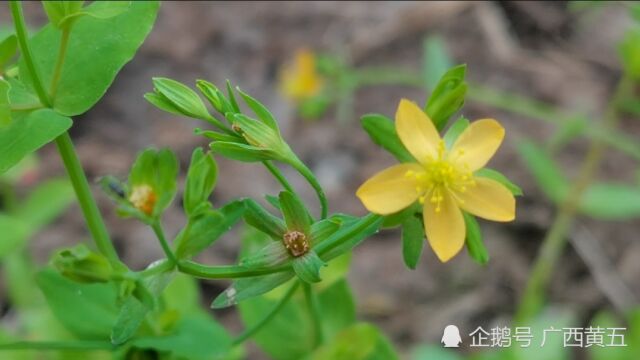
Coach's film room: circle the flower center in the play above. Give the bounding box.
[405,142,474,213]
[283,230,310,257]
[129,184,157,216]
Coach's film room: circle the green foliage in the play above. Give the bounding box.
[149,77,210,120]
[424,64,467,130]
[22,1,159,115]
[475,168,523,196]
[0,34,18,73]
[619,28,640,80]
[310,323,399,360]
[401,215,424,269]
[361,113,414,163]
[443,116,470,149]
[463,212,489,265]
[0,109,72,174]
[36,269,120,340]
[183,147,218,217]
[174,200,246,259]
[279,191,312,234]
[422,35,453,91]
[518,140,640,219]
[292,251,326,283]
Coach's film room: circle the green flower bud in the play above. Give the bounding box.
[52,244,113,283]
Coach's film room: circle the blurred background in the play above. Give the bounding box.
[1,1,639,359]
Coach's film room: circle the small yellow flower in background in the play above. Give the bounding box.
[129,184,157,216]
[357,99,515,262]
[279,48,323,101]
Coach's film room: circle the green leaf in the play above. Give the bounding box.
[581,183,640,220]
[463,212,489,265]
[175,200,245,259]
[401,216,424,270]
[474,168,523,196]
[279,191,312,234]
[36,268,119,340]
[0,35,17,73]
[132,313,232,360]
[422,35,452,91]
[361,114,414,163]
[317,214,383,261]
[226,79,240,113]
[210,141,276,162]
[183,148,218,217]
[0,79,10,127]
[110,272,174,345]
[243,198,287,239]
[292,251,325,283]
[22,1,159,116]
[382,203,420,229]
[0,109,72,174]
[144,92,183,116]
[42,1,85,28]
[311,323,399,360]
[58,1,131,28]
[443,116,469,149]
[239,279,356,360]
[211,271,295,309]
[516,140,568,202]
[196,79,226,114]
[619,28,640,79]
[0,215,30,257]
[240,241,289,268]
[425,64,467,130]
[310,218,341,245]
[237,87,279,130]
[16,178,74,229]
[232,113,290,158]
[151,77,210,119]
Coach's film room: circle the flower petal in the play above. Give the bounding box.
[395,99,441,164]
[356,163,423,215]
[449,118,505,171]
[458,177,515,222]
[423,190,465,262]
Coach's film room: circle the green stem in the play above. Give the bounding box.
[203,114,238,136]
[291,159,328,219]
[303,282,324,347]
[49,27,70,100]
[263,160,295,194]
[55,133,122,268]
[315,213,382,257]
[232,281,300,345]
[136,258,175,278]
[0,340,114,351]
[514,76,632,324]
[151,221,176,264]
[177,260,289,279]
[9,1,52,108]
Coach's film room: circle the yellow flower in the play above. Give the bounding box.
[279,49,323,101]
[129,184,157,216]
[357,99,515,262]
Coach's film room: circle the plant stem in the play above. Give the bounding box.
[151,221,176,264]
[315,213,382,258]
[55,133,122,268]
[232,281,300,345]
[0,340,114,351]
[9,1,52,108]
[514,76,632,324]
[303,282,324,348]
[291,159,328,219]
[49,27,70,100]
[263,160,295,194]
[136,258,175,278]
[177,260,290,279]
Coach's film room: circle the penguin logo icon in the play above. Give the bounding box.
[441,325,462,348]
